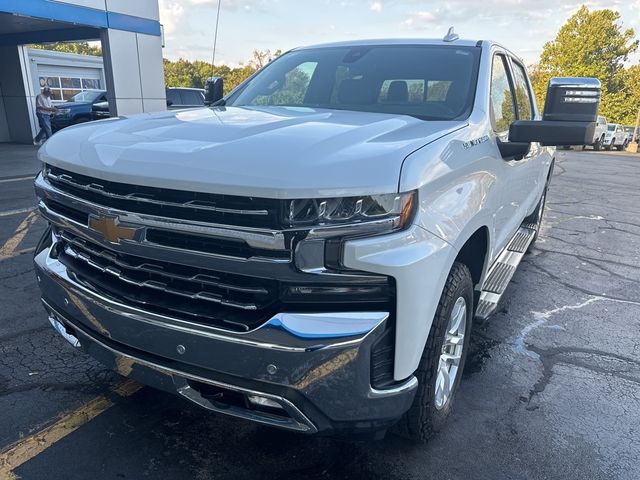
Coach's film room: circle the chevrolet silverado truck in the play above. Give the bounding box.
[33,35,600,441]
[604,123,630,151]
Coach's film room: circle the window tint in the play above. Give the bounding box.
[180,90,204,106]
[166,89,181,106]
[227,46,481,121]
[250,62,318,106]
[490,55,516,132]
[511,62,534,120]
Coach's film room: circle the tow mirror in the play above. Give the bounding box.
[204,77,224,106]
[509,77,601,146]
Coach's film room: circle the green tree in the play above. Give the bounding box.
[31,41,102,56]
[531,6,638,124]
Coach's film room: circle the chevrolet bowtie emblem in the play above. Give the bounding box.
[88,215,139,244]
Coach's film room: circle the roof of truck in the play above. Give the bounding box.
[294,38,483,50]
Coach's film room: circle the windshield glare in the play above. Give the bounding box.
[225,45,481,121]
[69,91,103,103]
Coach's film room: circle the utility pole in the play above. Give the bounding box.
[629,106,640,153]
[211,0,222,76]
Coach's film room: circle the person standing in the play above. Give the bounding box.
[34,86,57,145]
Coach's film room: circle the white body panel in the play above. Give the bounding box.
[39,39,554,381]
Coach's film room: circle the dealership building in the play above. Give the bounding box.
[0,0,165,143]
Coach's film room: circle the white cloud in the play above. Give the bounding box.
[159,1,185,34]
[404,11,436,28]
[370,1,382,13]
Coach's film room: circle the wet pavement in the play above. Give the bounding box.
[1,144,639,479]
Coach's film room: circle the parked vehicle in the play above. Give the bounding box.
[51,90,108,131]
[585,115,607,150]
[33,36,600,441]
[604,123,630,151]
[166,87,206,109]
[624,126,637,143]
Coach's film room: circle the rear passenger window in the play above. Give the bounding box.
[511,62,534,120]
[379,79,424,103]
[166,89,181,106]
[490,55,516,132]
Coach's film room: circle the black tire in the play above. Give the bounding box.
[393,262,474,442]
[593,137,601,151]
[606,139,614,151]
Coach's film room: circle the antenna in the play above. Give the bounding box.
[443,26,459,42]
[211,0,222,76]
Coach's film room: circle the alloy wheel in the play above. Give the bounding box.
[434,297,467,410]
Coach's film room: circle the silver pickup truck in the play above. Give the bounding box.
[33,34,600,441]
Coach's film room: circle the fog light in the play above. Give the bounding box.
[247,395,283,410]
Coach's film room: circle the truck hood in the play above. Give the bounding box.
[40,106,466,198]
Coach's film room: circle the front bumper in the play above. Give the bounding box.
[35,247,417,434]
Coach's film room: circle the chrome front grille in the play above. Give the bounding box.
[57,232,278,331]
[36,167,395,334]
[45,165,282,229]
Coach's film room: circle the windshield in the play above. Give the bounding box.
[608,125,616,131]
[68,91,103,103]
[225,45,481,121]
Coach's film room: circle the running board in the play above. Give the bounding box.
[475,225,537,320]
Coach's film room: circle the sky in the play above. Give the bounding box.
[158,0,640,67]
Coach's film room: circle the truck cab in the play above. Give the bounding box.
[33,36,599,441]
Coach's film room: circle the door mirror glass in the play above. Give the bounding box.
[204,77,224,105]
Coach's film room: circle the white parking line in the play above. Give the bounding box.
[0,176,34,184]
[0,207,37,218]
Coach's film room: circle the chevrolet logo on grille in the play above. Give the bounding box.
[88,215,139,244]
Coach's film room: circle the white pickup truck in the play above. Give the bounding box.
[33,35,600,441]
[585,115,608,150]
[604,123,631,151]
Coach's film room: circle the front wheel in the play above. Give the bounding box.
[393,262,474,442]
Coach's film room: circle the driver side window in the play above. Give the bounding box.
[490,55,516,133]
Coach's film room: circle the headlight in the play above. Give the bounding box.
[56,108,71,115]
[283,191,416,232]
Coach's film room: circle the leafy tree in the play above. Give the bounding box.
[31,41,102,56]
[531,6,638,124]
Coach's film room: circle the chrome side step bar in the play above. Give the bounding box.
[475,225,537,320]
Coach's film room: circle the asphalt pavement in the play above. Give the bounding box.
[0,144,639,480]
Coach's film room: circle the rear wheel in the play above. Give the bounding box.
[393,262,473,442]
[593,137,602,151]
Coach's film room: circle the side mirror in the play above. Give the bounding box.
[204,77,224,105]
[509,77,601,146]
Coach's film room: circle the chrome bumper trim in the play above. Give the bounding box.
[36,248,389,352]
[41,298,318,434]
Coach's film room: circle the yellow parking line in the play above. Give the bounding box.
[0,380,142,477]
[0,212,38,261]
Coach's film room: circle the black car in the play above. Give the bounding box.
[166,87,206,109]
[51,90,108,131]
